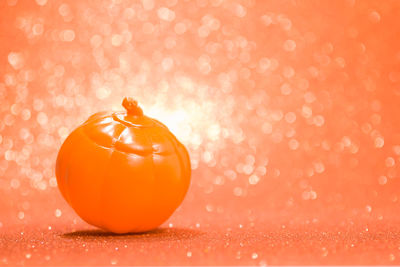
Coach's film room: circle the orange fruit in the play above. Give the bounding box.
[56,97,191,233]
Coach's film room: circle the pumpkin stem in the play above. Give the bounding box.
[122,97,143,116]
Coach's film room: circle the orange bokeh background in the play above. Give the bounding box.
[1,0,400,265]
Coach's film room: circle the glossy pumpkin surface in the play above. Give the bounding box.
[56,97,191,233]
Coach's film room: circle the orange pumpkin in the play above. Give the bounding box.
[56,97,191,233]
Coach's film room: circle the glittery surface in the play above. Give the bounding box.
[1,0,400,265]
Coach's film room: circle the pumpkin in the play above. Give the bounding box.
[56,97,191,233]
